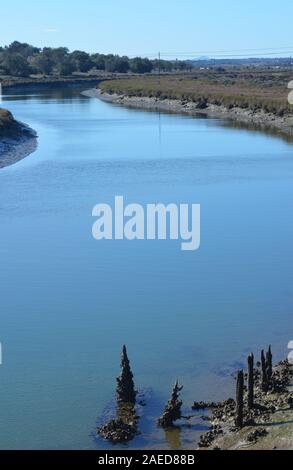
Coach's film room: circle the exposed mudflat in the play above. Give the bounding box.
[0,108,37,168]
[196,360,293,450]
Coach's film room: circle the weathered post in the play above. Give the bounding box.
[158,381,183,428]
[116,345,136,404]
[97,345,138,443]
[261,350,268,392]
[235,370,244,428]
[247,353,254,409]
[266,345,273,381]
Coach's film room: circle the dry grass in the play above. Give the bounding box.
[0,107,20,138]
[100,70,293,116]
[0,108,14,128]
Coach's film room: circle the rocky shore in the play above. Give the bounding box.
[196,358,293,450]
[94,89,293,142]
[0,108,37,168]
[97,345,292,450]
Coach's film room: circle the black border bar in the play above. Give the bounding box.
[0,450,290,465]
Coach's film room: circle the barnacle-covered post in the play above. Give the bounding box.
[266,345,273,381]
[235,370,244,428]
[247,353,254,409]
[261,349,268,392]
[116,345,136,404]
[158,381,183,428]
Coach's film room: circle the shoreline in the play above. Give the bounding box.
[2,77,102,92]
[196,358,293,450]
[94,89,293,142]
[0,109,37,169]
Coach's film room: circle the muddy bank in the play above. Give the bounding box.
[93,89,293,142]
[196,358,293,450]
[0,108,37,168]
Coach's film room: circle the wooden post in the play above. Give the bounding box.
[235,370,244,428]
[116,345,136,404]
[247,353,254,409]
[158,381,183,428]
[261,349,268,392]
[266,345,273,381]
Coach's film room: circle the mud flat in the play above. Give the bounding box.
[196,359,293,450]
[0,108,37,168]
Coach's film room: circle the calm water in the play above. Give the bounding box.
[0,87,293,449]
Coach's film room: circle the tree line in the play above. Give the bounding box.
[0,41,191,77]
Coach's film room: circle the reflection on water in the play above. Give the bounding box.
[0,87,292,450]
[0,135,38,168]
[164,427,182,450]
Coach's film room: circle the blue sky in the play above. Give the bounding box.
[1,0,292,58]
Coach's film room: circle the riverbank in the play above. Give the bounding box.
[1,72,131,91]
[96,89,293,142]
[0,108,37,168]
[97,71,293,140]
[2,77,103,91]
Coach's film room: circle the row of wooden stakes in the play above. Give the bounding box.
[235,346,273,428]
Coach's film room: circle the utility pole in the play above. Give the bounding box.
[158,51,161,86]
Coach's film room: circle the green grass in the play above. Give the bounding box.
[99,70,293,116]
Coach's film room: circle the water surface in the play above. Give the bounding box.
[0,87,293,449]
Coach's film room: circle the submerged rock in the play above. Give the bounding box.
[246,428,268,443]
[198,425,223,448]
[98,419,137,444]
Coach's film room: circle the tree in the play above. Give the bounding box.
[71,50,93,73]
[6,41,40,58]
[129,57,153,74]
[2,53,32,77]
[56,57,75,76]
[30,52,54,75]
[105,56,130,73]
[91,53,106,70]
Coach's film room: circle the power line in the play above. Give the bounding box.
[127,46,293,60]
[159,45,293,55]
[160,51,293,59]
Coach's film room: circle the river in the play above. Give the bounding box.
[0,86,292,449]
